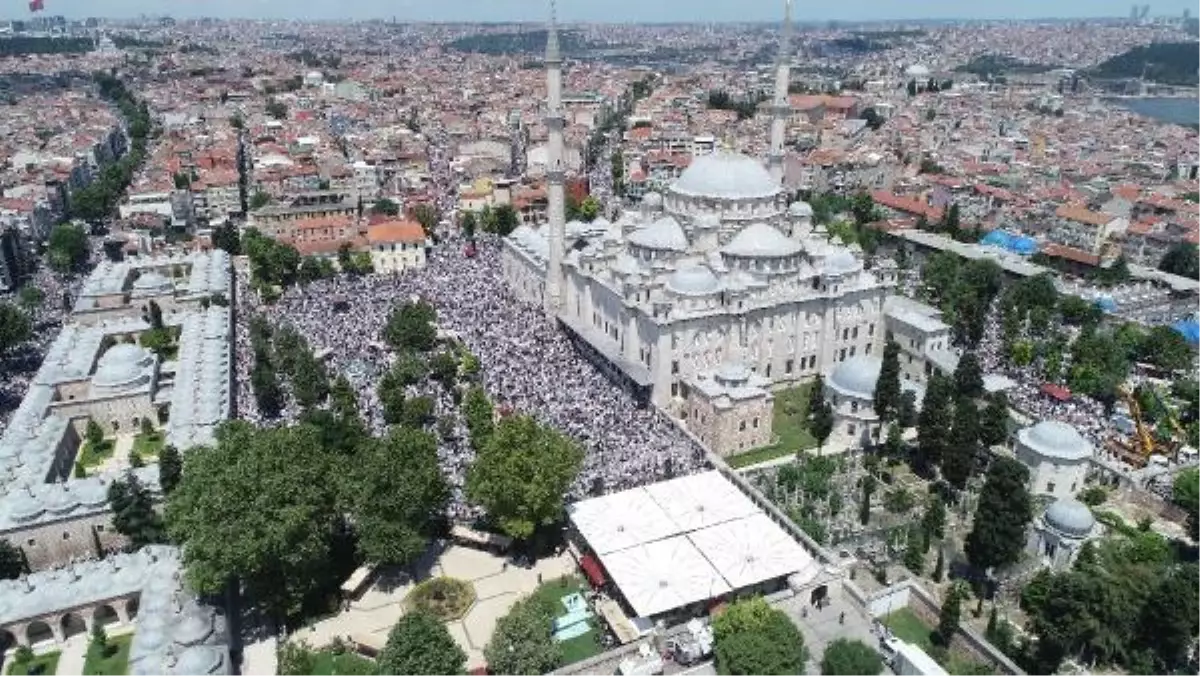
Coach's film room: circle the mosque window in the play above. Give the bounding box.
[786,359,794,374]
[739,420,746,432]
[1046,481,1056,493]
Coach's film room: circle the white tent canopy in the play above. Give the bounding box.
[599,537,731,618]
[644,471,760,531]
[688,513,818,590]
[567,489,680,555]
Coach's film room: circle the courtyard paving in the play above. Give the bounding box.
[292,545,574,670]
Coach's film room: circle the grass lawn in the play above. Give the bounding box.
[883,608,935,650]
[77,439,115,470]
[7,651,61,675]
[82,634,132,676]
[531,576,603,666]
[131,432,165,459]
[727,382,817,468]
[309,649,376,675]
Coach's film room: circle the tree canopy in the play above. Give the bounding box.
[0,303,32,357]
[712,597,808,675]
[820,638,882,675]
[1158,242,1198,280]
[108,471,166,548]
[965,457,1032,574]
[379,610,467,675]
[348,428,448,567]
[165,421,342,623]
[383,300,438,353]
[467,415,583,540]
[873,339,902,422]
[484,594,562,675]
[47,222,89,273]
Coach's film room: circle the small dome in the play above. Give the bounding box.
[642,192,664,208]
[132,271,172,291]
[93,344,154,389]
[906,64,931,77]
[715,361,751,385]
[1019,421,1092,461]
[828,356,882,399]
[670,152,780,201]
[172,611,214,646]
[824,248,859,275]
[7,490,44,522]
[666,265,721,296]
[1045,498,1096,537]
[628,216,689,252]
[789,201,814,217]
[694,212,722,230]
[721,223,801,258]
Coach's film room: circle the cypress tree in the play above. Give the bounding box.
[874,339,902,422]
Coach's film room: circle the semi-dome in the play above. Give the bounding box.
[824,248,860,275]
[1044,498,1096,537]
[788,201,814,217]
[666,265,721,296]
[721,223,801,258]
[132,271,172,292]
[1019,420,1092,461]
[642,192,664,208]
[715,361,752,386]
[627,216,689,252]
[905,64,930,77]
[172,612,214,646]
[670,152,780,201]
[172,646,225,675]
[828,356,882,399]
[93,344,154,389]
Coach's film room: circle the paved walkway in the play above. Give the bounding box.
[53,624,134,676]
[291,546,574,671]
[776,592,876,674]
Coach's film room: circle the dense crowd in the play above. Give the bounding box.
[234,235,707,519]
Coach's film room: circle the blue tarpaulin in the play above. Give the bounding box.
[1095,296,1118,313]
[979,230,1038,255]
[1171,320,1200,346]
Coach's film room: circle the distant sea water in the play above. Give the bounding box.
[1108,96,1200,127]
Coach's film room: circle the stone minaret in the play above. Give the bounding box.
[767,0,794,184]
[544,0,567,315]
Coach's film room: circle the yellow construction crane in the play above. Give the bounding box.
[1118,385,1156,466]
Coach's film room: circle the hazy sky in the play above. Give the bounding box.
[14,0,1199,22]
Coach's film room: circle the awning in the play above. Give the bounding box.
[1040,383,1071,402]
[580,553,607,587]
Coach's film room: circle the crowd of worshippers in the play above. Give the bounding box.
[232,234,708,519]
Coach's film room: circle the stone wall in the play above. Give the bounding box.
[5,511,128,572]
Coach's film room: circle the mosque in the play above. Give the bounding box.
[502,1,895,454]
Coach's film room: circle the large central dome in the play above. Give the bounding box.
[670,152,780,201]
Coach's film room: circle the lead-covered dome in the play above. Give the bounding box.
[1018,420,1092,461]
[93,343,155,390]
[628,216,689,252]
[666,265,721,296]
[827,356,882,399]
[722,223,802,258]
[789,201,814,218]
[824,248,860,275]
[1044,498,1095,537]
[670,152,780,201]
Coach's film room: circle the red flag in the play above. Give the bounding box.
[28,0,44,12]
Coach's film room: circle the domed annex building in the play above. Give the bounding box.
[1014,420,1093,500]
[501,3,895,456]
[824,355,923,449]
[1026,497,1099,570]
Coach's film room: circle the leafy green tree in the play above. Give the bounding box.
[379,610,467,675]
[428,350,459,387]
[0,303,31,356]
[1171,467,1198,539]
[349,428,447,566]
[265,98,288,119]
[290,353,329,409]
[809,396,835,451]
[108,471,166,547]
[47,222,89,272]
[712,597,808,675]
[276,641,316,675]
[978,392,1010,447]
[897,390,918,428]
[1137,564,1200,671]
[158,445,182,495]
[921,493,946,547]
[1138,325,1194,373]
[484,595,562,675]
[467,415,583,541]
[412,203,440,236]
[859,473,875,525]
[820,638,882,675]
[165,422,341,623]
[916,373,953,472]
[460,210,477,239]
[462,385,495,449]
[941,397,979,489]
[873,339,902,422]
[17,286,43,313]
[903,522,925,574]
[400,395,435,429]
[86,419,105,448]
[953,351,984,399]
[850,191,876,226]
[0,540,26,579]
[371,198,401,216]
[577,196,600,222]
[492,204,520,237]
[937,582,967,645]
[378,368,408,426]
[965,457,1032,575]
[1158,242,1199,279]
[384,301,437,353]
[931,548,944,581]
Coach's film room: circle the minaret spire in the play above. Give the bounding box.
[543,0,566,316]
[767,0,793,184]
